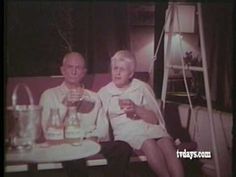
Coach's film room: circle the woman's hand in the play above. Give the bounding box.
[122,100,136,112]
[119,99,138,119]
[120,99,158,124]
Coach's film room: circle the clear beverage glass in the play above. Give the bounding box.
[118,96,137,119]
[118,96,131,111]
[64,86,85,107]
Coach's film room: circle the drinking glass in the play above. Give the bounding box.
[118,97,131,111]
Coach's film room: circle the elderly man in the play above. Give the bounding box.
[39,52,132,177]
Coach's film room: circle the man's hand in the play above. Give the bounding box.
[62,89,84,107]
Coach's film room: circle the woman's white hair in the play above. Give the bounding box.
[111,50,136,73]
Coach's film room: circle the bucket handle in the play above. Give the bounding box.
[12,83,34,106]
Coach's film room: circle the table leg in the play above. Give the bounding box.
[28,163,38,177]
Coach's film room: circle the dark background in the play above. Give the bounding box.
[5,1,130,76]
[4,1,234,112]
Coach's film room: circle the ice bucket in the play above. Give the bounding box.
[6,84,42,151]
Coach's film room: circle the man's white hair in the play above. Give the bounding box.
[62,52,86,66]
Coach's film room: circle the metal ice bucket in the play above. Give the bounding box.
[6,84,42,151]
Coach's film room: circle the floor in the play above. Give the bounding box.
[4,161,205,177]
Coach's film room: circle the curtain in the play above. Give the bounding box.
[153,3,168,98]
[6,2,130,76]
[86,2,130,73]
[54,2,130,73]
[6,2,66,76]
[201,3,233,111]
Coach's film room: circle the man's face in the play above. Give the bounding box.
[60,54,86,87]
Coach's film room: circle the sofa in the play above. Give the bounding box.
[5,72,232,177]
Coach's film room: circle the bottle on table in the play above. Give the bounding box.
[64,106,84,144]
[45,108,64,144]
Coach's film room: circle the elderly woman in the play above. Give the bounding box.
[98,50,184,177]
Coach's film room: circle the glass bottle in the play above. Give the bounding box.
[46,108,64,142]
[64,106,84,143]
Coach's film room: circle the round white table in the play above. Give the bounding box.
[6,139,101,163]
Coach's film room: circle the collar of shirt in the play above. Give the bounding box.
[106,78,141,96]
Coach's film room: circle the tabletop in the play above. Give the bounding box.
[6,139,101,163]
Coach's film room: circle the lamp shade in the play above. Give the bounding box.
[165,4,196,33]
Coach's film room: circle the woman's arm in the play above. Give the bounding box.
[135,105,159,124]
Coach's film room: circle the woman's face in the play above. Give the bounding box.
[111,60,134,88]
